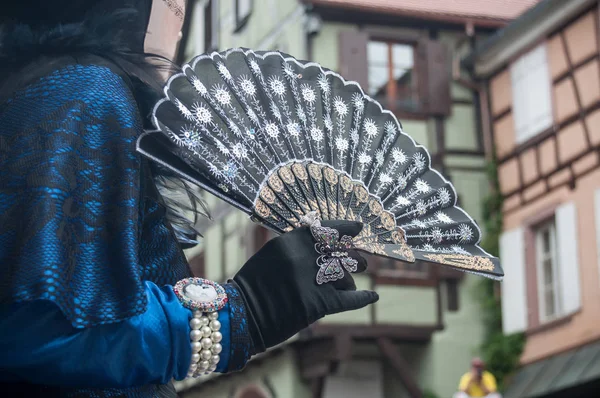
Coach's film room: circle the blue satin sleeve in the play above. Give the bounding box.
[0,281,232,388]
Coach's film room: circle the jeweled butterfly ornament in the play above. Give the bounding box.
[301,211,358,284]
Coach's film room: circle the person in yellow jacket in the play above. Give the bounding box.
[454,358,501,398]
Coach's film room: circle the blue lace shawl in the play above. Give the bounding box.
[0,63,192,328]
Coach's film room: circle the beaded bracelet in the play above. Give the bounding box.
[174,278,228,378]
[188,310,223,377]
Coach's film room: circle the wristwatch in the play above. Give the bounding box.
[174,278,228,377]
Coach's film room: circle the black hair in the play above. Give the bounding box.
[0,0,181,114]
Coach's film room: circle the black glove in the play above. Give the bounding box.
[231,220,379,354]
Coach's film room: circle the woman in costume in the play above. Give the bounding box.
[0,1,378,396]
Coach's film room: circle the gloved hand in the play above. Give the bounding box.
[230,220,378,354]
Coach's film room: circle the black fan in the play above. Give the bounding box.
[138,49,503,280]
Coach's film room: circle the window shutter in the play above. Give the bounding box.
[526,47,552,135]
[417,39,451,116]
[556,201,582,315]
[510,44,553,143]
[338,30,369,90]
[510,59,528,139]
[500,227,528,334]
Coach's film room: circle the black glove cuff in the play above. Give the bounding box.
[228,279,266,355]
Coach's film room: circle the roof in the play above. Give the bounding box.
[304,0,542,25]
[464,0,596,76]
[504,339,600,398]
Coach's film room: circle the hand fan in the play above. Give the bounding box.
[137,48,503,280]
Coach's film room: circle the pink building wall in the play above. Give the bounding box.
[489,8,600,364]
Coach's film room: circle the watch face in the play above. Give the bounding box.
[174,278,228,311]
[184,283,218,303]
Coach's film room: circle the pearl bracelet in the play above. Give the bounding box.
[188,310,223,377]
[173,277,228,378]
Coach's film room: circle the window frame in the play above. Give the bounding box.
[367,38,426,118]
[522,202,579,336]
[339,28,450,119]
[534,219,561,323]
[367,39,419,114]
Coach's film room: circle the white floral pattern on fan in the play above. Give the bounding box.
[150,48,502,279]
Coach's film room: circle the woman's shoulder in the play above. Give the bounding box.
[7,58,136,106]
[1,58,141,132]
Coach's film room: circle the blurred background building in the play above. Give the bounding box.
[166,0,600,397]
[466,0,600,397]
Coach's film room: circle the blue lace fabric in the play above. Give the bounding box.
[223,283,255,372]
[0,64,192,397]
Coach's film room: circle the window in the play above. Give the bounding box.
[503,201,582,334]
[535,220,561,321]
[234,0,253,32]
[340,33,449,116]
[367,41,417,112]
[510,44,553,143]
